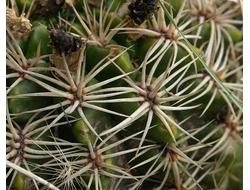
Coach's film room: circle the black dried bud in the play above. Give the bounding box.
[47,25,83,57]
[35,0,66,18]
[128,0,159,26]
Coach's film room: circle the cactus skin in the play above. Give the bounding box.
[6,0,243,190]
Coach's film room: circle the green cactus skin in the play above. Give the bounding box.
[6,0,243,189]
[72,119,96,145]
[223,27,243,44]
[15,0,33,13]
[13,173,35,190]
[136,38,204,78]
[6,39,29,57]
[173,77,227,119]
[85,43,136,87]
[25,25,52,59]
[95,10,138,59]
[8,62,53,123]
[192,22,243,47]
[108,73,178,143]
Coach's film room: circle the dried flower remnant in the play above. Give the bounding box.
[47,24,84,71]
[124,17,147,42]
[124,0,159,42]
[47,25,83,56]
[6,6,32,34]
[127,0,159,26]
[49,45,84,72]
[35,0,67,18]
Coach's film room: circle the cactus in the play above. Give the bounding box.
[6,0,243,189]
